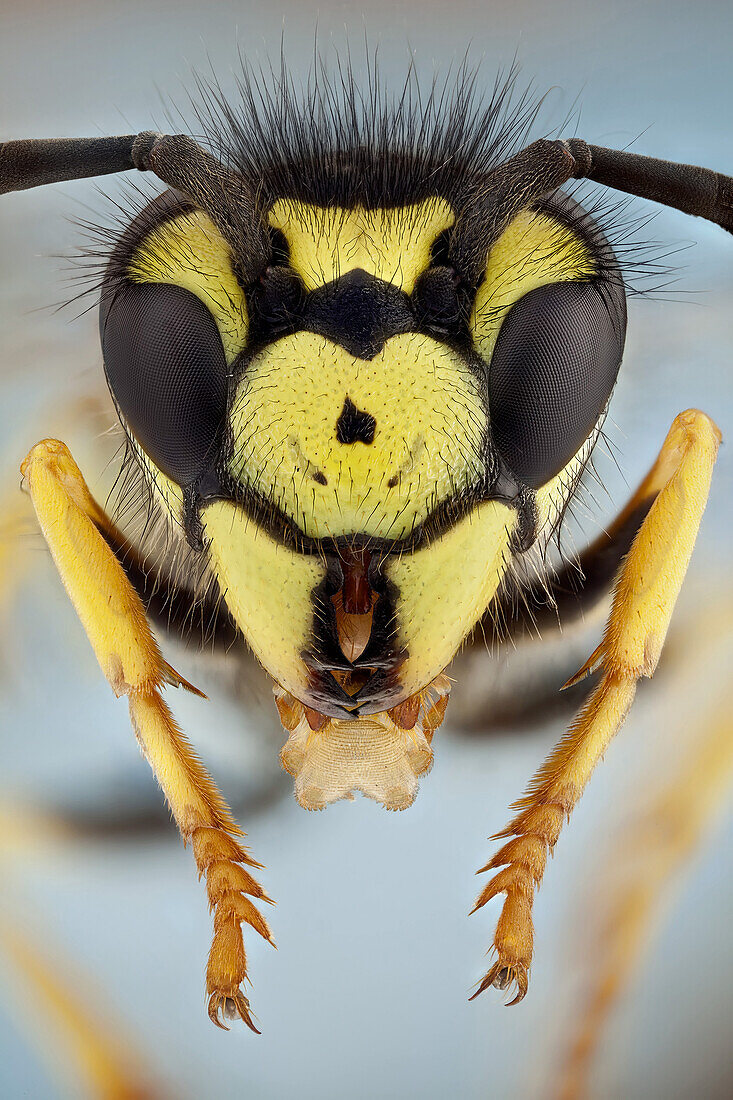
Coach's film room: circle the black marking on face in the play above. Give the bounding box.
[412,264,465,335]
[250,265,416,359]
[336,397,377,445]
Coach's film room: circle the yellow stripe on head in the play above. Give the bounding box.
[267,198,455,292]
[470,208,595,361]
[128,209,248,363]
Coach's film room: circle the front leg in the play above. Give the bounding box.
[21,439,274,1030]
[471,409,721,1004]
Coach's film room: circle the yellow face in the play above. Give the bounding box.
[227,331,486,541]
[122,195,597,719]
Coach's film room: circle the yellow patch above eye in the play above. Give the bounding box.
[267,198,455,293]
[470,208,595,361]
[128,210,248,363]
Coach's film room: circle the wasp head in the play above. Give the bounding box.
[97,89,626,805]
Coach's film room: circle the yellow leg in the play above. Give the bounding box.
[21,439,274,1031]
[555,696,733,1100]
[471,409,721,1004]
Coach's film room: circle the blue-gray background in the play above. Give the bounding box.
[1,1,732,1097]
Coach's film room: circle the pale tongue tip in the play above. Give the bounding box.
[274,674,451,811]
[280,710,433,811]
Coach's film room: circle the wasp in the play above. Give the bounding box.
[0,68,726,1033]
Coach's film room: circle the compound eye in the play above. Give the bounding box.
[489,278,626,488]
[100,282,228,487]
